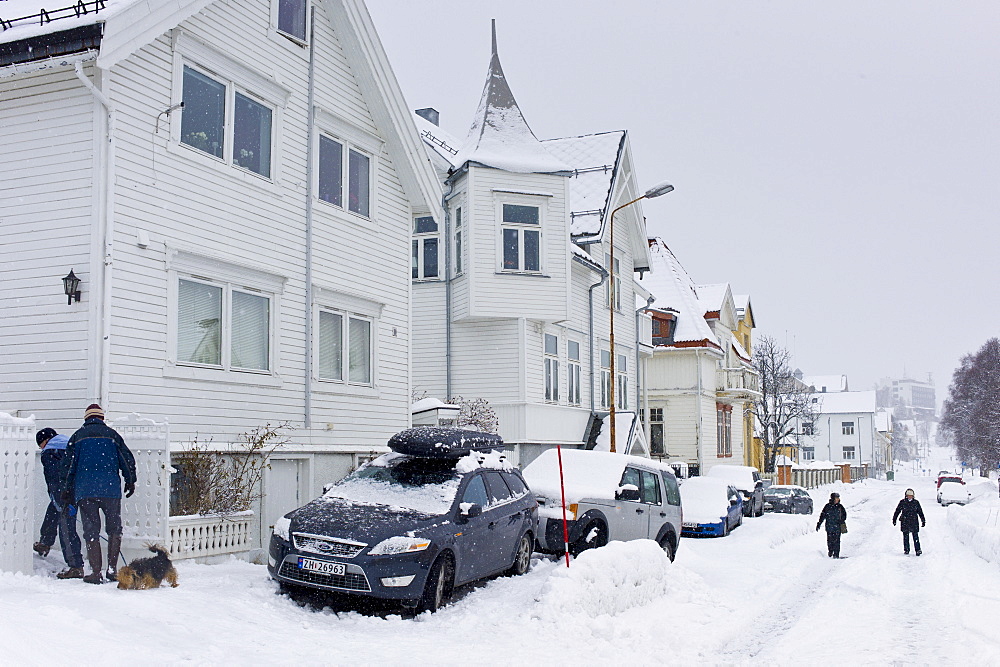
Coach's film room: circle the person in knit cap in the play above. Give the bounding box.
[61,404,137,584]
[892,488,926,556]
[33,427,85,579]
[816,492,848,558]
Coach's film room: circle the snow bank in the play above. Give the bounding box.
[533,540,706,621]
[947,495,1000,564]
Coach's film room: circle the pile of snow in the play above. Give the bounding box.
[533,540,705,621]
[947,494,1000,563]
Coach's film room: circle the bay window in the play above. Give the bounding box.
[544,333,559,402]
[568,341,581,406]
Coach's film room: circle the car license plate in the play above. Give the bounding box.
[298,557,346,576]
[682,523,696,528]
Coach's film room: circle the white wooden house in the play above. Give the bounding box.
[639,239,760,476]
[0,0,441,550]
[799,390,882,468]
[410,25,655,466]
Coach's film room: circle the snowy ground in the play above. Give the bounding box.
[4,448,1000,665]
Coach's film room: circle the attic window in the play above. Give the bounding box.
[277,0,308,42]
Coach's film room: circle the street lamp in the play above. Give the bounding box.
[608,182,674,452]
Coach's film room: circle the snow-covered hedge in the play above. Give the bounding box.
[947,495,1000,564]
[533,540,708,621]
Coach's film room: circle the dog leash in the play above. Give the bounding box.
[99,534,130,568]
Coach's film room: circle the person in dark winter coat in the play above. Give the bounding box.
[816,492,848,558]
[34,428,85,579]
[892,488,926,556]
[61,404,137,585]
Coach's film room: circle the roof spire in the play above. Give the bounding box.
[453,21,569,174]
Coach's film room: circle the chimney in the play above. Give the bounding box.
[415,108,440,126]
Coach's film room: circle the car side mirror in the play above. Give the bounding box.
[616,484,640,502]
[460,503,483,519]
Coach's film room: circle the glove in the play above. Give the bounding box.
[815,525,821,532]
[124,482,135,498]
[922,522,926,528]
[892,521,896,526]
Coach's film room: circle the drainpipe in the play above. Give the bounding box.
[635,295,654,450]
[584,261,609,412]
[303,9,317,428]
[443,183,454,400]
[75,62,115,409]
[696,348,704,472]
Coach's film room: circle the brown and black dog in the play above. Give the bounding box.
[117,544,178,590]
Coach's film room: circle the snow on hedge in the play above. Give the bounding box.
[947,493,1000,564]
[533,540,709,621]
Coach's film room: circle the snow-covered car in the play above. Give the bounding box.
[706,464,765,517]
[937,473,963,489]
[521,449,683,561]
[679,477,743,537]
[268,428,537,613]
[762,485,814,514]
[938,479,971,506]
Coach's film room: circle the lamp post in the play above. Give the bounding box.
[608,182,673,453]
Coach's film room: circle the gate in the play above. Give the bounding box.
[111,414,170,561]
[0,412,36,575]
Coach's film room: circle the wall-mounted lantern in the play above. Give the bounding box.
[62,269,81,305]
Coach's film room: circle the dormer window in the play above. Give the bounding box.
[412,216,439,280]
[500,203,541,273]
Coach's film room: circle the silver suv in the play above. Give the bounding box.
[522,449,683,561]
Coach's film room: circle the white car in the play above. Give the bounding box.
[522,449,684,560]
[938,479,971,506]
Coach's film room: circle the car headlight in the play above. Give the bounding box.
[272,515,291,542]
[369,536,432,556]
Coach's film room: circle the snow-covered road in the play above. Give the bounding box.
[3,462,1000,665]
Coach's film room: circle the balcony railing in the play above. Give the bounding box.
[168,511,253,561]
[717,367,760,395]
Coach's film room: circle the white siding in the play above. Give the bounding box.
[0,67,96,427]
[411,283,446,398]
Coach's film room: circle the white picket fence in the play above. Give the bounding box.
[0,413,36,575]
[112,414,171,561]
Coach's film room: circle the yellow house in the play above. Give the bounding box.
[733,296,762,469]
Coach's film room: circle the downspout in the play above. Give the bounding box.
[303,9,317,428]
[443,183,454,399]
[696,349,704,472]
[636,295,654,449]
[75,62,115,408]
[584,260,609,412]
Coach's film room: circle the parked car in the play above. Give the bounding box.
[521,449,683,561]
[706,465,765,517]
[938,478,971,506]
[267,428,537,613]
[679,477,743,537]
[762,485,814,514]
[937,473,963,489]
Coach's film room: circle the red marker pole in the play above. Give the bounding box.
[556,444,570,567]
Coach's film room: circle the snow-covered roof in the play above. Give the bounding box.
[730,332,751,362]
[874,409,892,432]
[734,293,751,316]
[453,22,569,175]
[0,0,132,45]
[570,242,601,269]
[639,239,719,348]
[812,390,877,415]
[414,113,461,169]
[410,397,458,415]
[804,375,849,393]
[696,283,730,314]
[541,131,625,237]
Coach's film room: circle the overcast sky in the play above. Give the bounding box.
[366,1,1000,401]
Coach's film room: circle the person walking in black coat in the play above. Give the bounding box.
[61,404,137,584]
[816,492,848,558]
[34,427,85,578]
[892,488,926,556]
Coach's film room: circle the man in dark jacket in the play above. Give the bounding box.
[892,488,926,556]
[61,404,137,584]
[816,492,848,558]
[34,427,85,578]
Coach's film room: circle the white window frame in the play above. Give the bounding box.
[605,251,622,311]
[312,286,383,393]
[412,215,440,281]
[616,353,629,410]
[314,107,381,223]
[170,33,290,184]
[496,195,545,274]
[842,421,855,436]
[802,447,816,461]
[544,333,559,403]
[567,340,582,406]
[453,206,464,277]
[273,0,310,45]
[600,349,611,410]
[165,248,285,382]
[842,446,856,461]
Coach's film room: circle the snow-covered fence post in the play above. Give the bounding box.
[110,414,170,562]
[0,412,36,575]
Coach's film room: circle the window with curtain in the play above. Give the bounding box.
[317,309,373,386]
[349,317,372,384]
[318,310,343,381]
[177,278,270,372]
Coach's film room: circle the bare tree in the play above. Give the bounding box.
[750,335,821,472]
[941,338,1000,476]
[448,395,500,434]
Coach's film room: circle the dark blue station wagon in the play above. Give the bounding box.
[268,428,537,612]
